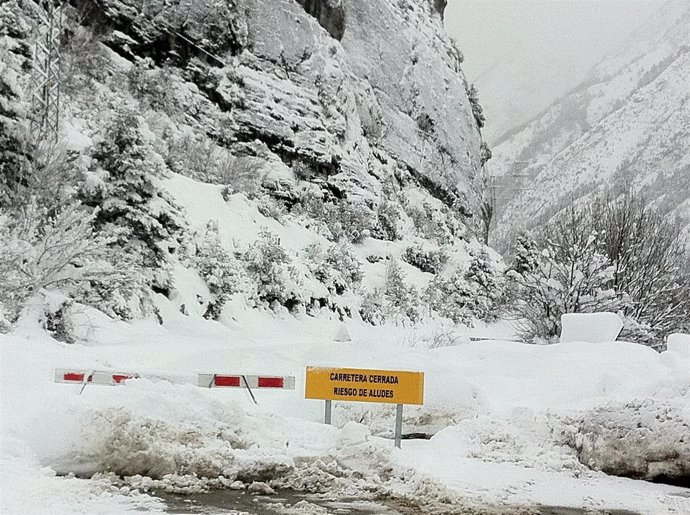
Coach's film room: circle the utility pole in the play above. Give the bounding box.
[30,0,63,143]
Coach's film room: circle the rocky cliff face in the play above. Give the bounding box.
[70,0,485,227]
[490,1,690,250]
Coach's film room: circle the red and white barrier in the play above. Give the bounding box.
[55,369,138,386]
[197,374,295,390]
[54,369,295,391]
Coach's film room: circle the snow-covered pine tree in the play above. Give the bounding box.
[0,1,32,207]
[466,83,485,129]
[512,231,539,275]
[80,108,185,292]
[383,258,420,322]
[194,220,241,319]
[425,267,474,324]
[465,250,505,320]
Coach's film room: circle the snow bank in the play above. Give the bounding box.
[667,333,690,356]
[2,307,690,513]
[561,398,690,481]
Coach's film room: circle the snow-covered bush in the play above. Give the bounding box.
[76,252,151,320]
[0,303,10,333]
[403,200,465,245]
[42,293,77,344]
[425,268,474,324]
[466,83,485,129]
[375,198,401,241]
[403,243,447,274]
[192,220,242,320]
[244,230,305,309]
[127,59,176,113]
[425,252,505,324]
[80,108,185,292]
[167,132,264,194]
[61,20,110,92]
[298,194,373,243]
[509,207,627,343]
[360,259,420,325]
[0,201,119,324]
[510,195,690,345]
[304,242,363,295]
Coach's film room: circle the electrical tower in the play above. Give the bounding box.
[31,0,63,143]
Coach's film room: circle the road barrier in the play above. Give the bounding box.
[55,368,295,400]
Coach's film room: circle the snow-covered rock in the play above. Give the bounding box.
[79,0,486,228]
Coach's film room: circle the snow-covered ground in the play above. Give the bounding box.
[2,300,689,514]
[2,173,690,514]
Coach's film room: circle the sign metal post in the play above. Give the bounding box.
[394,403,403,449]
[324,399,332,425]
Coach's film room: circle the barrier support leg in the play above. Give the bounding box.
[78,370,94,395]
[324,400,332,425]
[241,375,258,405]
[394,403,403,449]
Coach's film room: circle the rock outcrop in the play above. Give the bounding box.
[69,0,486,228]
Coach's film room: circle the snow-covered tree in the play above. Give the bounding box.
[466,83,485,129]
[304,241,363,295]
[359,258,421,325]
[511,195,690,345]
[403,243,447,274]
[512,231,539,275]
[465,250,505,320]
[509,206,627,343]
[80,108,185,290]
[0,1,32,207]
[0,201,121,324]
[244,229,305,309]
[425,267,474,324]
[589,193,690,342]
[193,220,241,319]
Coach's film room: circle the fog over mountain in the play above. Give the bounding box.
[446,0,667,142]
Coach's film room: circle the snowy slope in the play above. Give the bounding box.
[490,0,690,250]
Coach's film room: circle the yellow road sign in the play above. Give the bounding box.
[305,367,424,405]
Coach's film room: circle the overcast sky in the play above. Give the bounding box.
[444,0,668,140]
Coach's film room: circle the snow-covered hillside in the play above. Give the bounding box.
[2,1,690,513]
[490,0,690,250]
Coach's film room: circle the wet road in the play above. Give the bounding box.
[159,489,644,515]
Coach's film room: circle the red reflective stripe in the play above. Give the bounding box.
[64,373,85,382]
[112,374,134,384]
[258,377,284,388]
[214,375,241,387]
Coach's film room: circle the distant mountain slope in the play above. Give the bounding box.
[490,0,690,250]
